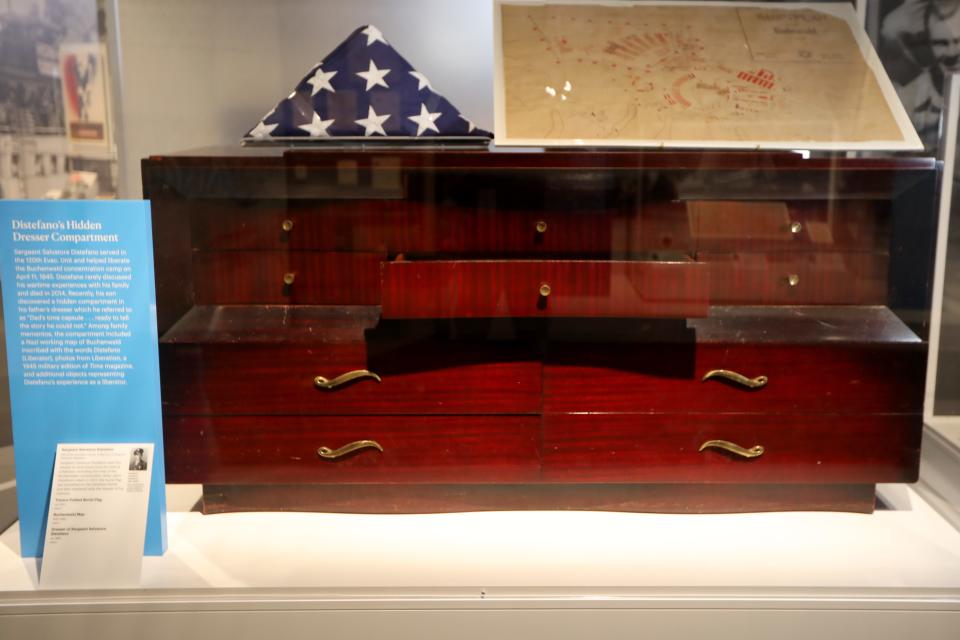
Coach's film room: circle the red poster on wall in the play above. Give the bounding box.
[59,43,111,149]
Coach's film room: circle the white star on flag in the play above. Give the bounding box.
[409,71,432,91]
[356,105,390,136]
[361,25,388,46]
[306,66,336,95]
[356,59,390,91]
[299,112,335,137]
[408,103,442,136]
[458,113,476,133]
[250,121,278,138]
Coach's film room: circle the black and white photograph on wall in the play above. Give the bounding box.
[875,0,960,154]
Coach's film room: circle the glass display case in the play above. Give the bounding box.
[2,1,960,637]
[142,147,938,514]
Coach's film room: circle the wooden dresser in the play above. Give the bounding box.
[142,148,938,514]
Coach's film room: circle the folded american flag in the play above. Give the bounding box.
[244,24,490,141]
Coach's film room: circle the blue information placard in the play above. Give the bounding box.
[0,200,166,557]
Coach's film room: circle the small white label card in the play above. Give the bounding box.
[39,443,154,589]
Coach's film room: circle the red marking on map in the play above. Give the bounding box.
[655,65,778,114]
[553,35,574,53]
[736,68,775,90]
[670,73,695,108]
[603,32,672,59]
[730,84,776,113]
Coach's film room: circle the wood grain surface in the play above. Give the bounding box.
[700,251,888,305]
[192,251,382,305]
[381,258,709,318]
[160,342,542,416]
[200,482,878,514]
[543,343,924,414]
[164,415,540,484]
[541,413,921,483]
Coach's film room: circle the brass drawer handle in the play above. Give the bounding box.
[314,370,382,390]
[282,219,294,232]
[317,439,384,459]
[283,272,296,286]
[787,273,800,287]
[789,221,802,235]
[702,369,768,389]
[699,440,765,459]
[539,283,552,297]
[536,220,548,233]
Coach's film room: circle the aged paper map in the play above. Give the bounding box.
[495,2,921,149]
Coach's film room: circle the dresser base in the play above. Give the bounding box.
[199,483,878,515]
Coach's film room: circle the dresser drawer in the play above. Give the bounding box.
[164,415,541,483]
[193,251,382,304]
[160,342,542,415]
[689,201,888,252]
[544,342,923,414]
[381,258,709,318]
[191,202,618,254]
[541,413,921,483]
[434,206,617,254]
[193,200,440,252]
[701,251,887,304]
[635,201,694,252]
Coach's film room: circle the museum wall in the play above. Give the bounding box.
[114,0,285,198]
[115,0,494,198]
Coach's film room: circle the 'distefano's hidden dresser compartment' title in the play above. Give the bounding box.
[142,148,937,514]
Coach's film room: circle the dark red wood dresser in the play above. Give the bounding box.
[142,148,938,514]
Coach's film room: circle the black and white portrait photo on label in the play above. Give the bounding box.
[128,447,147,472]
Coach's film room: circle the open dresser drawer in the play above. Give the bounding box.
[381,255,709,318]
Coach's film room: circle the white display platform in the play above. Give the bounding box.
[0,483,959,639]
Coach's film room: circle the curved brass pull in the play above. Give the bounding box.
[702,369,768,389]
[699,440,765,458]
[281,219,294,232]
[283,272,296,285]
[539,283,552,297]
[535,220,548,233]
[314,370,382,390]
[317,439,384,459]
